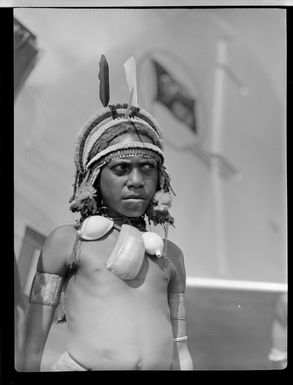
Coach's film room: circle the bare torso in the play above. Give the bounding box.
[63,227,175,370]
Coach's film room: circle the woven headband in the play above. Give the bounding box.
[86,141,164,170]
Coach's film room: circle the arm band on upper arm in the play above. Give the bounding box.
[173,336,188,342]
[29,272,64,307]
[169,292,186,320]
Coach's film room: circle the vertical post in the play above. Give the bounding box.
[211,38,227,276]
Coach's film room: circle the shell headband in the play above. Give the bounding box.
[69,55,175,226]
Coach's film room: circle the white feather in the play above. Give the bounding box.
[124,56,138,107]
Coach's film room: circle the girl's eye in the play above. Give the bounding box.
[141,163,156,172]
[111,163,129,174]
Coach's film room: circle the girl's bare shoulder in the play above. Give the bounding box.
[166,240,184,264]
[37,224,78,275]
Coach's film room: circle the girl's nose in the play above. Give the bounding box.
[127,168,144,188]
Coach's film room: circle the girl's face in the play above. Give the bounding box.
[99,133,159,217]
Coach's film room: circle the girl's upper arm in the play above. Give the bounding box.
[36,225,77,276]
[167,240,186,294]
[166,241,189,339]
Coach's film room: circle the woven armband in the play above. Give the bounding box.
[29,272,64,307]
[169,292,186,320]
[173,336,188,343]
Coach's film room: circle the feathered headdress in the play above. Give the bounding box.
[69,55,175,226]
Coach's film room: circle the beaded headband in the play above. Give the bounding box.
[69,55,174,226]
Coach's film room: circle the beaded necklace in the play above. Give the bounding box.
[97,206,147,232]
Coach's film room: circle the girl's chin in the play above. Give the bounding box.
[119,201,147,217]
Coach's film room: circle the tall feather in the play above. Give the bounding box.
[98,55,110,107]
[124,56,138,116]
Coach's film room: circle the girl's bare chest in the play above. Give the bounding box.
[76,238,174,288]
